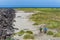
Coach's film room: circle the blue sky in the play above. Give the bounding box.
[0,0,60,7]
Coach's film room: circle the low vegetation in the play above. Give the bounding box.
[26,31,33,34]
[16,8,60,12]
[30,12,60,29]
[27,8,60,30]
[47,31,54,35]
[6,37,11,40]
[23,34,34,39]
[53,32,60,37]
[16,8,60,37]
[17,30,25,36]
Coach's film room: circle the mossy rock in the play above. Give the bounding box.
[23,34,34,39]
[47,31,54,35]
[17,30,25,36]
[53,32,60,37]
[26,31,33,34]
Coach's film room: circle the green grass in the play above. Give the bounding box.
[30,12,60,29]
[53,32,60,37]
[16,8,60,32]
[16,8,60,13]
[17,30,25,36]
[23,34,34,39]
[6,37,11,40]
[27,8,60,29]
[47,31,54,35]
[26,31,33,34]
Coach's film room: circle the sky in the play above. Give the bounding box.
[0,0,60,7]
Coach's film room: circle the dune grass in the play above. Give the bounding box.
[16,8,60,12]
[23,34,34,39]
[16,8,60,36]
[26,30,33,34]
[16,8,60,29]
[47,31,54,35]
[53,32,60,37]
[17,30,25,36]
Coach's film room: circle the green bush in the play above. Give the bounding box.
[23,34,34,39]
[17,30,25,36]
[47,31,54,35]
[53,33,60,37]
[26,31,33,34]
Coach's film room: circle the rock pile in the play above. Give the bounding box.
[0,8,16,40]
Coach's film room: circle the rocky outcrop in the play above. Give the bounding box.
[0,8,16,40]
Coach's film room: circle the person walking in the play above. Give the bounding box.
[43,27,48,33]
[39,27,43,33]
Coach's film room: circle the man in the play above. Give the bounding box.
[43,27,47,33]
[39,27,43,33]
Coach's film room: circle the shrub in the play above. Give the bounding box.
[17,30,25,36]
[53,32,60,37]
[26,31,33,34]
[23,34,34,39]
[47,31,54,35]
